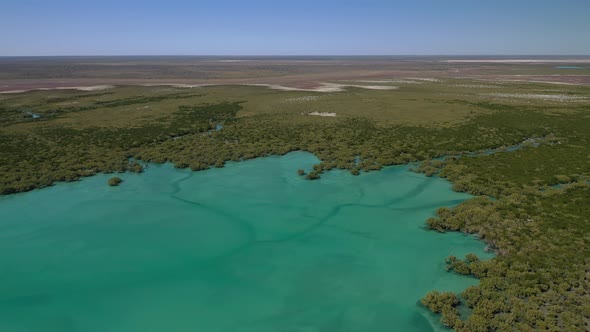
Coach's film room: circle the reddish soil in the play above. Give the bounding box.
[0,58,589,92]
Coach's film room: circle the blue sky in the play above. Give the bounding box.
[1,0,589,56]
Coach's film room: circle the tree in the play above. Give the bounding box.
[129,162,144,173]
[108,176,123,186]
[421,291,460,313]
[306,171,320,180]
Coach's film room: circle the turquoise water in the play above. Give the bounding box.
[554,65,583,69]
[23,110,41,119]
[0,152,492,332]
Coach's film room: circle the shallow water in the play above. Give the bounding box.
[0,152,491,332]
[554,65,583,69]
[23,110,41,119]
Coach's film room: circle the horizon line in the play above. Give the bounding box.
[1,54,590,58]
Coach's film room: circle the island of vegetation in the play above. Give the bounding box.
[108,176,123,186]
[0,75,588,331]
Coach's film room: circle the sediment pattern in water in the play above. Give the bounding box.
[0,152,491,332]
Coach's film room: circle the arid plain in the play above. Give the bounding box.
[1,56,589,94]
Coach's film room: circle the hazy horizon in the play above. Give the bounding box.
[1,55,590,59]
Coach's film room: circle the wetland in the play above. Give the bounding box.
[1,67,589,331]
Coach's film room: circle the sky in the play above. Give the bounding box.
[1,0,589,56]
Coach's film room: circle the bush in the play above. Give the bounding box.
[108,176,123,186]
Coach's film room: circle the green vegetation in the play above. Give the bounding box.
[0,80,589,331]
[422,185,590,331]
[108,176,123,186]
[421,291,462,328]
[412,108,590,330]
[0,96,240,194]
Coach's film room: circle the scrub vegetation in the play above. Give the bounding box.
[107,176,123,186]
[416,109,590,331]
[0,79,589,331]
